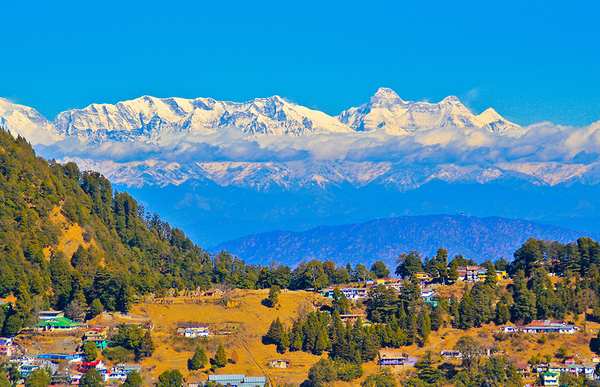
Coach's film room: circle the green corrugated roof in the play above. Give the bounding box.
[35,316,80,328]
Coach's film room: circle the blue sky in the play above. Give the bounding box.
[2,0,599,125]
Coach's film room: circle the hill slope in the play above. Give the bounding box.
[214,214,589,267]
[0,129,216,334]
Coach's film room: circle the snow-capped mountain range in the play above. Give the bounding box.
[3,87,600,245]
[1,87,522,144]
[1,87,599,191]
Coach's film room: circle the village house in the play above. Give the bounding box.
[36,353,84,362]
[0,337,14,358]
[339,313,367,324]
[440,350,462,359]
[176,324,210,338]
[421,289,438,307]
[0,344,13,358]
[206,374,267,387]
[321,287,369,300]
[108,363,142,382]
[83,327,108,349]
[456,266,487,282]
[35,311,81,332]
[375,278,403,286]
[79,359,108,379]
[542,371,560,386]
[413,272,432,284]
[18,360,58,378]
[502,320,578,334]
[38,310,65,320]
[514,360,531,377]
[268,359,290,369]
[378,349,417,367]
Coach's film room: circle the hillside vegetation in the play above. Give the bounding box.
[0,129,215,334]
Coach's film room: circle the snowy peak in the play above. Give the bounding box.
[53,94,352,140]
[0,89,525,145]
[338,88,522,135]
[0,98,61,144]
[370,87,405,106]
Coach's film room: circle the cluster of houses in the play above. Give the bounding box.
[0,310,144,385]
[535,359,597,385]
[320,265,509,309]
[408,266,508,285]
[6,353,142,385]
[321,280,439,308]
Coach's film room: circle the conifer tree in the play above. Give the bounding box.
[495,294,511,325]
[511,271,536,323]
[332,288,351,314]
[418,307,431,346]
[213,344,227,368]
[278,328,290,353]
[415,351,441,384]
[187,346,207,370]
[289,319,304,351]
[264,318,285,346]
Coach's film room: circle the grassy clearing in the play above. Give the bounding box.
[123,288,600,385]
[132,289,326,385]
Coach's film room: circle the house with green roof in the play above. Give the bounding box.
[35,316,81,331]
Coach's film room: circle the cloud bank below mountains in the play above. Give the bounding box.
[38,120,600,168]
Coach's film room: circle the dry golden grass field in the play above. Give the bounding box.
[131,289,327,385]
[127,288,600,386]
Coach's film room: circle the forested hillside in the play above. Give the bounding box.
[0,129,218,334]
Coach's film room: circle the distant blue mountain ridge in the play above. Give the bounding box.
[212,214,593,268]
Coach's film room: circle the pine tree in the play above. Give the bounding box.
[289,319,304,351]
[136,331,154,360]
[263,285,280,308]
[314,325,330,355]
[458,291,477,328]
[264,318,285,346]
[495,294,511,325]
[25,368,51,387]
[82,341,98,361]
[449,295,460,327]
[415,351,441,384]
[431,305,444,331]
[418,307,431,346]
[511,271,536,323]
[361,328,379,361]
[187,346,207,370]
[332,288,351,314]
[278,328,290,353]
[157,370,183,387]
[213,344,227,368]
